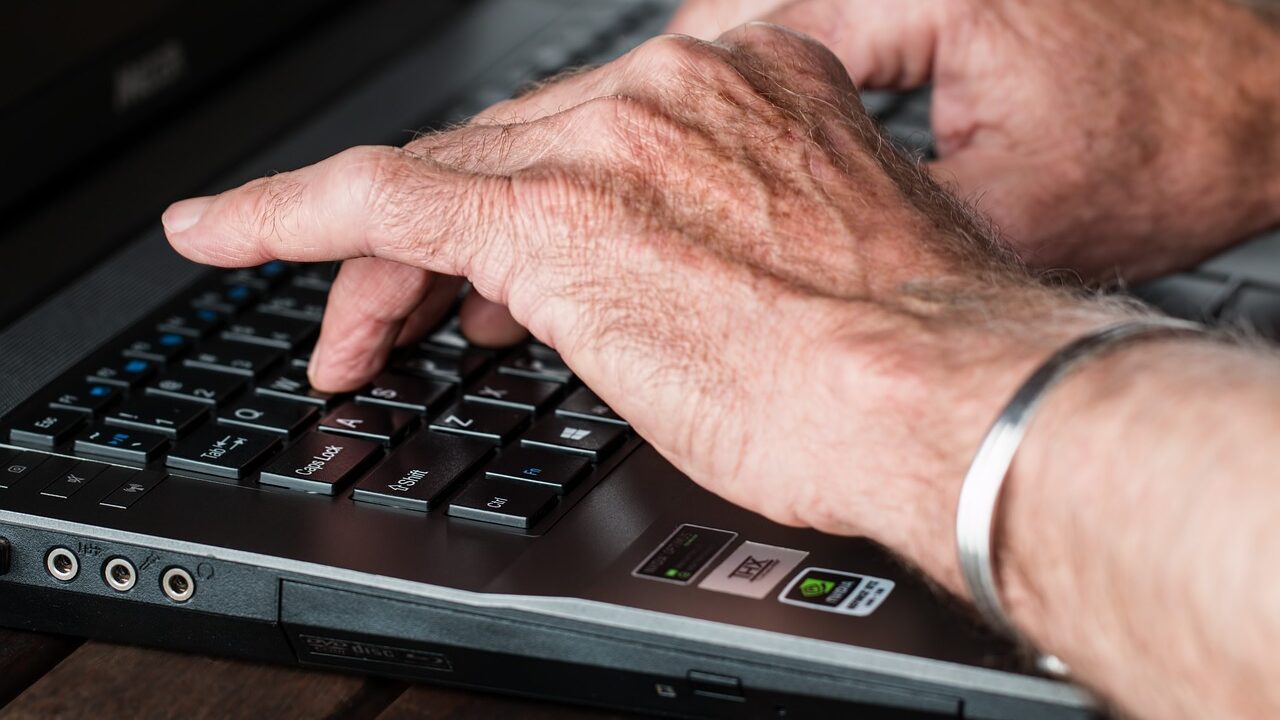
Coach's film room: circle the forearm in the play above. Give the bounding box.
[1005,338,1280,718]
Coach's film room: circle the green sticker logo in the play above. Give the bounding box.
[798,578,835,598]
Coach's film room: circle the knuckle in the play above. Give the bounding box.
[237,173,304,250]
[330,145,422,255]
[627,33,729,83]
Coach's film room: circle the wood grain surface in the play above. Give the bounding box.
[0,632,635,719]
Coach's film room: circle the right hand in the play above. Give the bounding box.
[668,0,1280,281]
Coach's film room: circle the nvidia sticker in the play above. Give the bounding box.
[779,568,894,616]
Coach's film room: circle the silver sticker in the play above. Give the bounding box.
[697,541,809,599]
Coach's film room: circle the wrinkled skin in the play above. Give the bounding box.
[163,25,1119,574]
[670,0,1280,281]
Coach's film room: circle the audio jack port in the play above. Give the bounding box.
[103,557,137,592]
[161,567,195,603]
[45,547,79,582]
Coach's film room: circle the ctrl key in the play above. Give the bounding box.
[447,477,557,529]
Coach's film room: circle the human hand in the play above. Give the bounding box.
[669,0,1280,281]
[163,24,1126,591]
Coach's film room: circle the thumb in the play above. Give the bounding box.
[759,0,954,90]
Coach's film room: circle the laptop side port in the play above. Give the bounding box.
[103,557,137,592]
[161,567,195,602]
[45,547,79,582]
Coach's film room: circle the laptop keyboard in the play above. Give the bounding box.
[3,263,634,531]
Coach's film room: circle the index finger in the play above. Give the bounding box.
[162,144,508,281]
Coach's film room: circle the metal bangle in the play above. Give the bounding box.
[955,317,1207,641]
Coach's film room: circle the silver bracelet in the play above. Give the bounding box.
[955,317,1207,641]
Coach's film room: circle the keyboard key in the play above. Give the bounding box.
[520,417,625,461]
[464,371,561,412]
[184,339,283,377]
[190,281,256,314]
[9,409,84,448]
[226,261,288,290]
[75,425,168,464]
[1222,284,1280,340]
[292,263,338,291]
[40,461,109,500]
[99,469,166,509]
[0,451,49,489]
[318,402,417,445]
[146,368,246,406]
[106,398,207,438]
[87,357,156,388]
[258,432,380,495]
[122,332,191,363]
[217,398,317,437]
[428,402,527,444]
[356,373,452,414]
[255,368,334,407]
[447,477,557,529]
[49,383,119,415]
[556,387,628,427]
[158,307,223,338]
[395,347,488,384]
[352,433,491,512]
[485,447,590,494]
[166,426,280,480]
[258,286,328,321]
[424,317,469,350]
[291,348,313,369]
[498,346,572,383]
[221,311,318,350]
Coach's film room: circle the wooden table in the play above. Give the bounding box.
[0,627,629,719]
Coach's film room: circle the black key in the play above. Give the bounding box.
[318,402,416,445]
[291,348,313,369]
[356,373,452,414]
[0,451,49,489]
[425,317,469,350]
[352,433,491,512]
[395,347,488,384]
[157,306,223,338]
[9,409,84,448]
[23,455,76,491]
[87,357,156,388]
[40,461,109,500]
[520,417,625,461]
[258,432,380,495]
[190,281,256,314]
[292,263,338,291]
[122,332,192,363]
[105,397,207,438]
[49,383,119,415]
[428,402,527,444]
[221,311,318,350]
[498,346,572,383]
[184,339,282,377]
[464,371,561,413]
[166,426,280,480]
[258,286,328,321]
[75,425,168,464]
[99,468,167,509]
[217,397,317,437]
[447,477,557,529]
[556,387,628,427]
[485,447,590,494]
[226,261,289,290]
[146,368,246,406]
[255,368,334,408]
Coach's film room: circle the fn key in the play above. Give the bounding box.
[447,477,556,529]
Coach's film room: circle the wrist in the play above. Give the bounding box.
[817,285,1137,599]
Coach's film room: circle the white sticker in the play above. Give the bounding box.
[777,567,895,616]
[697,541,809,599]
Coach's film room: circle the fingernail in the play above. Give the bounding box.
[162,196,214,234]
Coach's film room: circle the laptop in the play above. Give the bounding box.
[3,1,1277,717]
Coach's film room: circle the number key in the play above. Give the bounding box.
[146,368,245,406]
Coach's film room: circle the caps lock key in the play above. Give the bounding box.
[258,432,380,495]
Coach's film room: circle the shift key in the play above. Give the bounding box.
[353,433,491,512]
[259,432,380,495]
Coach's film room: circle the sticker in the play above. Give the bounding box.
[697,541,809,599]
[778,567,895,616]
[633,524,737,585]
